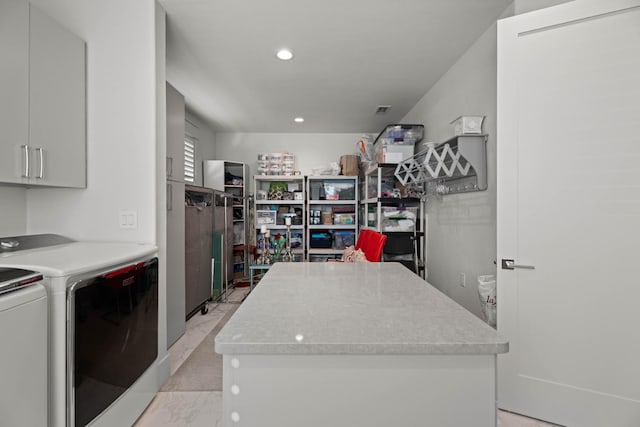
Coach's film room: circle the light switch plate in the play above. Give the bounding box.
[119,210,138,229]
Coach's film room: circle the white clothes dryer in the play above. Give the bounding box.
[0,235,164,427]
[0,269,47,427]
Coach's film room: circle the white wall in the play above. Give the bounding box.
[155,1,170,360]
[24,0,158,244]
[401,5,514,319]
[515,0,572,14]
[185,110,215,186]
[214,132,365,191]
[0,187,27,236]
[399,0,566,319]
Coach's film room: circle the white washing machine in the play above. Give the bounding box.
[0,269,47,427]
[0,235,166,427]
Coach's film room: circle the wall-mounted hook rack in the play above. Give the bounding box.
[395,135,487,195]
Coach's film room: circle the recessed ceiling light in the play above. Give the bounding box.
[276,49,294,61]
[294,117,304,123]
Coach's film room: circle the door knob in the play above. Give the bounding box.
[501,259,535,270]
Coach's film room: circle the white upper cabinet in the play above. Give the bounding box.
[0,0,29,184]
[166,82,185,182]
[0,1,86,187]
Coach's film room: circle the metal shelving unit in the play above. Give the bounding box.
[361,164,425,277]
[203,160,250,282]
[254,175,306,261]
[306,176,358,262]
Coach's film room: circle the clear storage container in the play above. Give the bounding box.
[333,231,355,249]
[333,213,355,225]
[381,206,418,232]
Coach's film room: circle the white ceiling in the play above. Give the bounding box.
[161,0,512,134]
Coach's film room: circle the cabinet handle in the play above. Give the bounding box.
[21,145,30,178]
[35,147,44,179]
[167,156,173,178]
[167,183,173,211]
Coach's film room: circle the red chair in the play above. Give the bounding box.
[355,229,387,262]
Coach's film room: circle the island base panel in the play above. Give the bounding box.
[222,354,497,426]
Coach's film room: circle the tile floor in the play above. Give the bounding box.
[135,286,560,427]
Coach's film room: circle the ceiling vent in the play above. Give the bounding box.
[375,105,391,115]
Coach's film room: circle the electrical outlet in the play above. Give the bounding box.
[119,210,138,229]
[459,272,466,287]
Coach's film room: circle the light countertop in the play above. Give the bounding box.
[215,262,508,355]
[0,240,157,277]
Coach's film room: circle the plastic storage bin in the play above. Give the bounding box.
[372,124,424,164]
[310,232,333,248]
[322,180,356,200]
[383,232,415,254]
[381,206,418,232]
[256,210,276,225]
[376,124,424,143]
[333,231,355,250]
[309,254,340,262]
[374,140,415,164]
[451,116,484,135]
[333,213,355,225]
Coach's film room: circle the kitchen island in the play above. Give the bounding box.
[215,262,508,427]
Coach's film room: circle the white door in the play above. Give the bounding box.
[497,2,640,426]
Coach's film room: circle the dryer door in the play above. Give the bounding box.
[67,257,158,427]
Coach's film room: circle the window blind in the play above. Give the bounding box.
[184,137,196,183]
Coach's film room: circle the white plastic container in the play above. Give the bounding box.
[374,141,415,164]
[451,116,484,135]
[269,152,283,164]
[268,164,282,175]
[282,164,295,176]
[283,153,295,164]
[381,207,418,232]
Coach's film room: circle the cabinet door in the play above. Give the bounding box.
[166,83,185,181]
[166,182,186,347]
[29,5,86,187]
[0,0,29,184]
